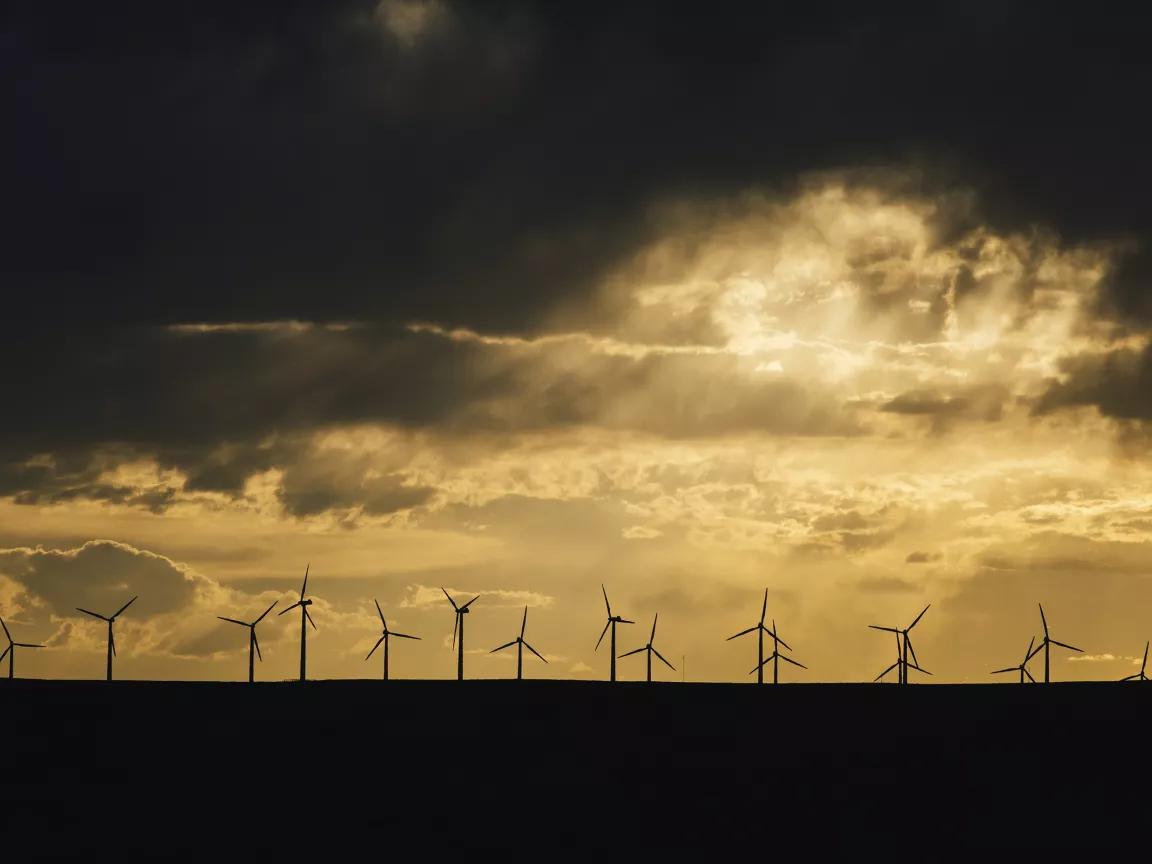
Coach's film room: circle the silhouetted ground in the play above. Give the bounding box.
[1,680,1148,853]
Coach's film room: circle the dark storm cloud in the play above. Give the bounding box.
[1034,346,1152,422]
[880,385,1009,424]
[6,1,1151,333]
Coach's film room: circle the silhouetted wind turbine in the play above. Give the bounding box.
[619,613,675,682]
[277,565,315,682]
[365,599,420,680]
[217,600,277,683]
[751,618,806,684]
[490,606,547,680]
[76,595,137,681]
[1036,604,1082,683]
[1120,641,1149,682]
[1,616,44,680]
[442,588,479,680]
[595,585,634,682]
[727,588,785,684]
[869,604,930,685]
[873,630,931,683]
[991,637,1041,684]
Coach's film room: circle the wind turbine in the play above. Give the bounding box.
[1036,604,1082,683]
[874,631,930,683]
[595,584,634,682]
[277,565,315,682]
[991,637,1041,684]
[869,604,930,685]
[751,618,806,684]
[490,606,547,680]
[217,600,278,683]
[619,613,675,682]
[442,588,479,680]
[1120,641,1149,682]
[727,589,788,684]
[76,595,137,681]
[365,599,420,680]
[0,617,45,680]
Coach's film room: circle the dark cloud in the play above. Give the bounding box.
[1034,346,1152,422]
[6,1,1152,333]
[905,551,941,564]
[880,384,1009,425]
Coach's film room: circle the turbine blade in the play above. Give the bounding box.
[1024,668,1035,683]
[650,613,658,643]
[217,617,247,626]
[908,604,930,630]
[1142,641,1149,674]
[0,646,8,662]
[391,632,420,640]
[441,588,459,611]
[278,601,302,616]
[602,584,612,618]
[113,596,138,619]
[653,647,675,671]
[869,625,899,633]
[451,612,458,649]
[905,637,920,668]
[374,598,386,627]
[779,654,806,669]
[874,662,898,681]
[1023,636,1036,663]
[490,640,517,654]
[366,636,385,660]
[0,617,10,641]
[1050,640,1082,653]
[766,623,792,652]
[110,629,117,657]
[727,626,757,641]
[254,601,278,624]
[595,620,611,650]
[520,606,527,640]
[1120,673,1138,681]
[76,607,108,621]
[300,564,309,600]
[619,647,645,658]
[461,595,480,610]
[16,642,45,648]
[990,667,1017,675]
[253,631,263,662]
[305,608,317,630]
[619,618,635,625]
[760,588,767,625]
[1026,639,1045,662]
[524,641,547,663]
[1038,603,1048,636]
[908,663,931,676]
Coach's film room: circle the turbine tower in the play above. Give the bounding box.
[1120,641,1149,682]
[365,599,420,681]
[869,604,930,685]
[217,600,278,683]
[1036,604,1082,683]
[751,618,806,684]
[277,565,315,682]
[991,637,1041,684]
[75,595,137,681]
[727,589,788,684]
[619,613,675,682]
[490,606,548,680]
[874,631,930,683]
[442,588,479,680]
[595,585,634,682]
[0,617,45,680]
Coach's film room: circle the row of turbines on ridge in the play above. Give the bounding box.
[2,566,1150,685]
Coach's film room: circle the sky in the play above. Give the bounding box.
[3,1,1151,683]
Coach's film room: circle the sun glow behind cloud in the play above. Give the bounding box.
[2,170,1151,683]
